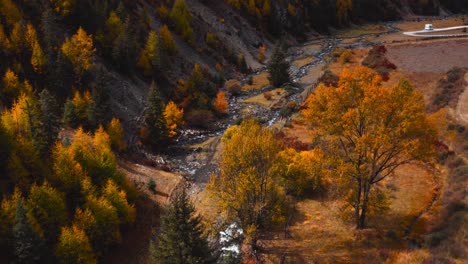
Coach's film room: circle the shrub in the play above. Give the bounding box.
[332,47,346,58]
[147,179,156,193]
[224,79,241,95]
[185,109,214,129]
[263,92,272,100]
[425,231,448,247]
[205,32,217,47]
[340,50,352,64]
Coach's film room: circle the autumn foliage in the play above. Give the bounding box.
[303,66,436,228]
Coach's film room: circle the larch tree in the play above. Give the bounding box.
[61,27,95,85]
[163,101,184,138]
[106,118,127,152]
[267,43,290,88]
[208,119,286,255]
[27,182,68,242]
[137,31,160,77]
[303,67,436,229]
[159,25,178,55]
[170,0,193,43]
[213,90,228,114]
[55,225,96,264]
[154,188,212,263]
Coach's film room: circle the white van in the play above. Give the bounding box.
[424,24,434,31]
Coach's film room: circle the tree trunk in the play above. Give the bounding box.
[358,183,371,229]
[355,178,362,228]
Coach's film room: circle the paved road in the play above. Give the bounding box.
[403,25,468,37]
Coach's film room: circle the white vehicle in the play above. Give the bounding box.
[425,24,434,31]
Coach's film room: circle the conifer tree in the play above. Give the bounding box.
[36,89,60,155]
[154,188,212,263]
[142,82,168,148]
[267,43,290,87]
[13,200,44,264]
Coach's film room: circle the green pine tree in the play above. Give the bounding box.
[36,89,60,156]
[143,82,169,149]
[267,43,290,87]
[63,99,79,128]
[13,200,44,264]
[154,188,213,264]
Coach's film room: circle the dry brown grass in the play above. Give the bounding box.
[242,72,270,92]
[302,43,322,54]
[297,64,324,88]
[243,88,287,108]
[292,57,314,69]
[336,24,388,38]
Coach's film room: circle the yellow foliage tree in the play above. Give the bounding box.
[208,119,286,252]
[31,41,46,73]
[273,148,327,197]
[52,143,86,194]
[61,27,95,82]
[106,118,126,152]
[164,101,184,138]
[213,90,228,114]
[303,66,436,228]
[1,92,37,137]
[27,181,68,241]
[2,69,21,101]
[159,24,178,55]
[55,225,96,264]
[102,179,135,224]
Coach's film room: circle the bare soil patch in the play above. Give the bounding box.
[119,161,182,205]
[386,39,468,73]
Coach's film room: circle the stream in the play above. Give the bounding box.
[162,23,401,181]
[155,22,445,253]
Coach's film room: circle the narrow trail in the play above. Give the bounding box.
[403,166,442,244]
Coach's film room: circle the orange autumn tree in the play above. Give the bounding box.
[213,90,228,114]
[163,101,184,138]
[303,67,436,229]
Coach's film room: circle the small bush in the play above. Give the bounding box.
[385,230,398,240]
[224,79,241,95]
[340,50,353,64]
[147,179,156,193]
[332,47,346,58]
[263,92,272,100]
[286,101,296,110]
[185,109,215,129]
[206,32,217,47]
[425,231,448,247]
